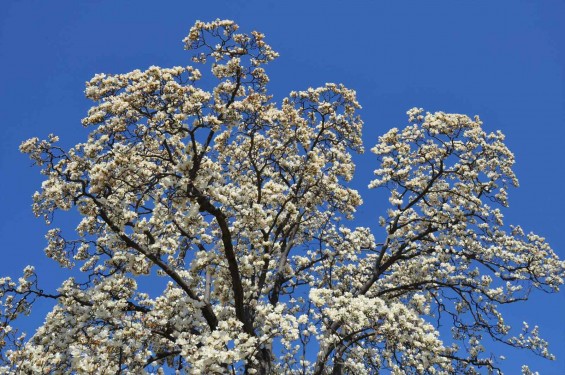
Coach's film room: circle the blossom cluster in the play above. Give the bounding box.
[0,20,562,375]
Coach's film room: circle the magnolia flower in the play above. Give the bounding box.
[0,19,562,375]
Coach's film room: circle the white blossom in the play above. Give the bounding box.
[0,19,563,375]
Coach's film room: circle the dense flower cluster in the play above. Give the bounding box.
[1,20,563,374]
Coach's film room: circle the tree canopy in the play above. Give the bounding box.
[1,20,563,374]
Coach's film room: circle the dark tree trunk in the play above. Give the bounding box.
[246,347,273,375]
[331,360,343,375]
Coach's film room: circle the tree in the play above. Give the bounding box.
[1,19,563,374]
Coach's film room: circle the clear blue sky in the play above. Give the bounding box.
[0,0,563,373]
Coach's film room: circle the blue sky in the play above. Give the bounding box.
[0,0,563,373]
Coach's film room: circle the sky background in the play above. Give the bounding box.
[0,0,563,373]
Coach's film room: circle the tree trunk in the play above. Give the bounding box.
[246,347,273,374]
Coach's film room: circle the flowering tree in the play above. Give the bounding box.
[1,20,563,374]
